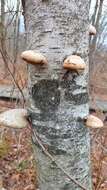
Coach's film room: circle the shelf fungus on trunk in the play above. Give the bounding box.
[63,55,86,71]
[89,24,96,36]
[0,109,28,129]
[21,50,48,65]
[84,115,104,128]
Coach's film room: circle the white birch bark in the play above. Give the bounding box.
[23,0,92,189]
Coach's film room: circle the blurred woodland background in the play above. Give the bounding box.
[0,0,107,190]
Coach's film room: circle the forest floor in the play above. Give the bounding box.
[89,50,107,190]
[0,101,38,190]
[0,59,38,190]
[0,51,107,190]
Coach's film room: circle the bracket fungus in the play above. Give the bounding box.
[0,109,28,129]
[84,115,104,128]
[89,24,96,36]
[63,55,86,71]
[21,50,48,65]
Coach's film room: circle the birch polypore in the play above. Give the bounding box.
[0,109,28,129]
[89,24,96,35]
[63,55,86,71]
[21,50,48,65]
[85,115,104,128]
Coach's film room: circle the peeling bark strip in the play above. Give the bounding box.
[23,0,92,189]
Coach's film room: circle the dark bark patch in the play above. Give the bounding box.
[61,80,76,89]
[64,92,89,105]
[49,146,67,155]
[32,79,60,115]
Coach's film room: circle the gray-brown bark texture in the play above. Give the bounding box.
[23,0,92,189]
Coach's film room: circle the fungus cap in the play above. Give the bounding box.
[63,55,86,70]
[85,115,104,128]
[0,109,28,129]
[21,50,48,65]
[89,25,96,35]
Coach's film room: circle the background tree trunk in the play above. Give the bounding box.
[90,0,104,75]
[23,0,92,189]
[91,0,104,49]
[91,0,99,25]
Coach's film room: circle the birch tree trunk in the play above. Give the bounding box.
[23,0,92,189]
